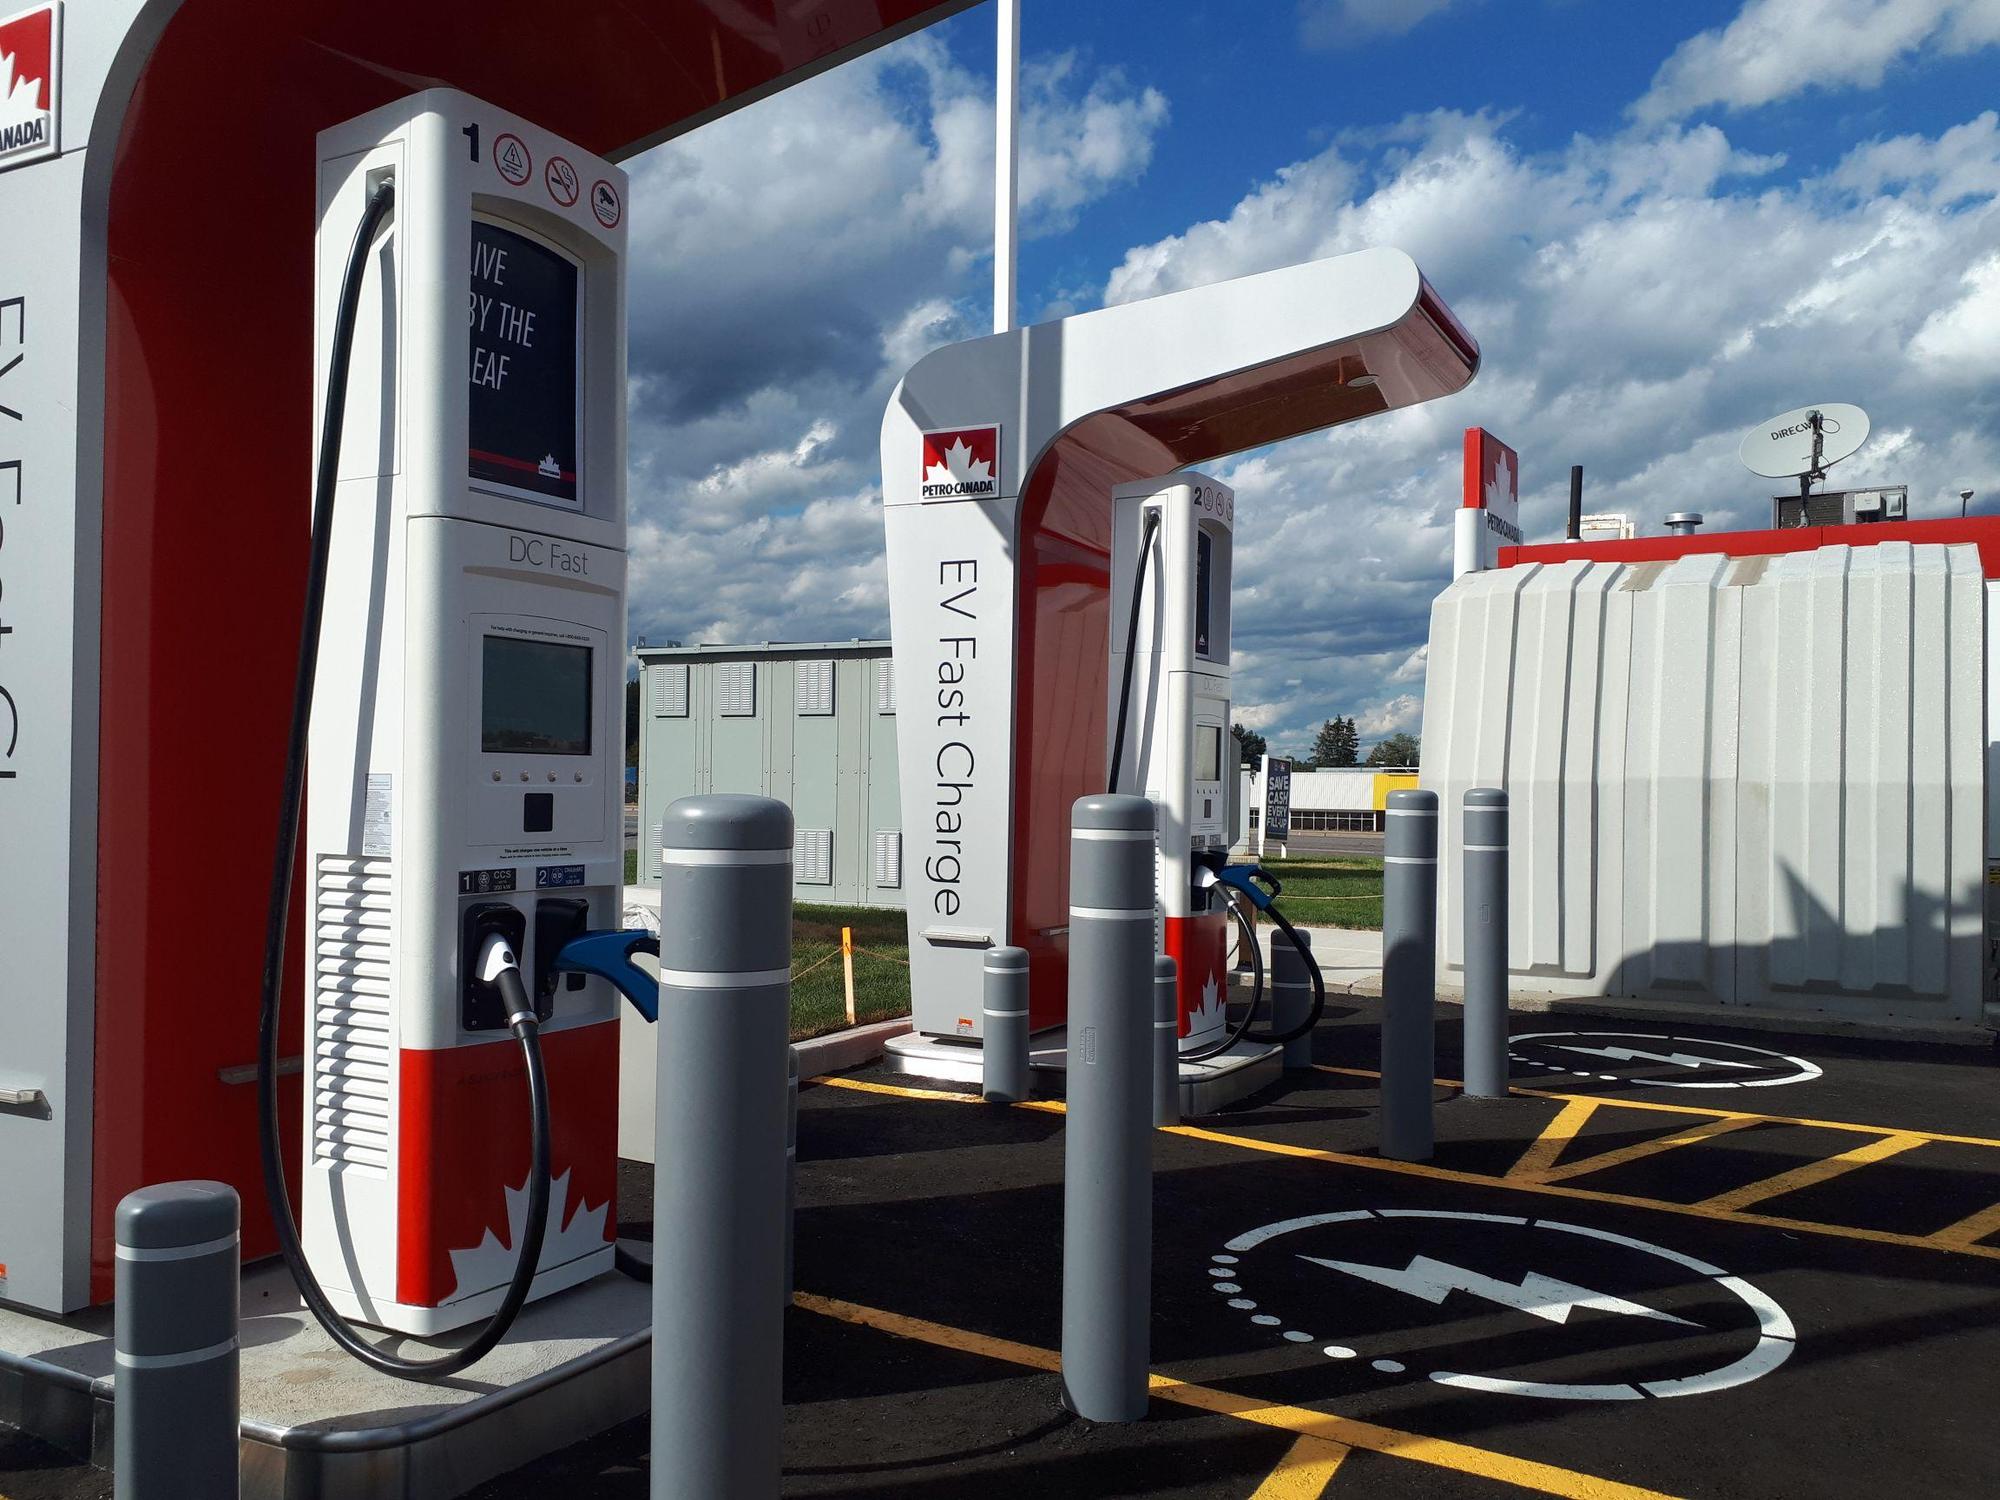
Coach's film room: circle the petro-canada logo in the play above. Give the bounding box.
[0,4,60,172]
[921,425,1000,500]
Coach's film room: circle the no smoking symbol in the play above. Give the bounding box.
[546,156,580,208]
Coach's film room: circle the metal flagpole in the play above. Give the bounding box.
[994,0,1020,335]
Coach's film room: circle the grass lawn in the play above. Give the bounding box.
[791,903,910,1040]
[1258,854,1384,930]
[624,848,639,885]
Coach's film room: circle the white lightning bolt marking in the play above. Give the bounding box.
[1298,1254,1697,1328]
[1541,1043,1757,1071]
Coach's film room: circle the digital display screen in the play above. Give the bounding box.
[469,220,580,507]
[1195,528,1213,659]
[1197,723,1223,784]
[482,637,592,756]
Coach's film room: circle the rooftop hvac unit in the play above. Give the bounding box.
[1772,486,1907,529]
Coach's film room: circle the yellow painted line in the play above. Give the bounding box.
[1160,1122,2000,1263]
[811,1075,2000,1262]
[808,1073,1064,1113]
[1532,1116,1762,1185]
[1930,1198,2000,1249]
[1312,1063,2000,1152]
[1247,1434,1351,1498]
[1696,1132,1928,1212]
[1506,1097,1600,1179]
[796,1292,1680,1500]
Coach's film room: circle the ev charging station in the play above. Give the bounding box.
[878,247,1479,1104]
[1107,473,1237,1054]
[302,92,628,1335]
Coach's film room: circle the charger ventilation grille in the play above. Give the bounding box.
[312,856,393,1173]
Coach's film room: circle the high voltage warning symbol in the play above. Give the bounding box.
[494,133,531,186]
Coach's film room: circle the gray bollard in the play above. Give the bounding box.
[983,946,1032,1103]
[786,1044,800,1304]
[654,795,793,1500]
[114,1181,239,1500]
[1271,928,1315,1071]
[1380,789,1438,1161]
[1462,789,1511,1099]
[1061,794,1155,1422]
[1152,955,1179,1127]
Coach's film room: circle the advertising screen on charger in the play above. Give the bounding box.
[468,220,581,507]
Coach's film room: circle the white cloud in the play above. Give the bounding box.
[1633,0,2000,124]
[1103,108,2000,755]
[1299,0,1466,49]
[619,31,1167,651]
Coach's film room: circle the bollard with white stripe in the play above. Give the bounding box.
[114,1181,239,1500]
[653,795,792,1500]
[1462,788,1510,1098]
[1380,789,1438,1162]
[1152,955,1179,1127]
[1271,928,1315,1070]
[982,947,1032,1103]
[1061,793,1155,1422]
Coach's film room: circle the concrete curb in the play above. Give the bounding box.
[794,1018,913,1075]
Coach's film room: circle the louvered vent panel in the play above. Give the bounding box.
[314,856,393,1172]
[873,830,902,889]
[796,828,833,885]
[718,662,756,716]
[875,659,896,714]
[653,663,689,717]
[796,659,834,715]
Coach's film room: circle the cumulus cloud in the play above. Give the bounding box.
[620,31,1168,649]
[1102,108,2000,755]
[1298,0,1467,49]
[1633,0,2000,124]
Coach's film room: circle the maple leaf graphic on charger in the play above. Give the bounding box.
[1,46,48,128]
[924,438,993,489]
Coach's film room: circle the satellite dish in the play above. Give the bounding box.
[1738,403,1869,481]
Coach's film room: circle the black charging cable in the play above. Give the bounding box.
[256,178,558,1378]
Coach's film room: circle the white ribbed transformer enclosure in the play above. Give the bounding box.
[1421,542,1989,1023]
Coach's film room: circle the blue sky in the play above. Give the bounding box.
[622,0,2000,756]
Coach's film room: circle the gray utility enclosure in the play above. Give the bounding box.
[636,641,905,908]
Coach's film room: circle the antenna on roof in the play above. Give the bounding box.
[1739,402,1870,525]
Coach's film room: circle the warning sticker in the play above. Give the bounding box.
[545,155,580,208]
[362,774,393,857]
[494,132,531,186]
[590,178,622,229]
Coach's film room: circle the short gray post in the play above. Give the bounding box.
[1380,789,1437,1162]
[654,795,792,1500]
[1271,929,1315,1070]
[983,946,1031,1103]
[1152,955,1179,1127]
[114,1181,239,1500]
[1061,794,1154,1422]
[1462,789,1510,1098]
[785,1044,800,1303]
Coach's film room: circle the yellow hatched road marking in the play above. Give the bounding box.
[1312,1064,2000,1151]
[807,1076,2000,1262]
[1930,1199,2000,1249]
[1247,1434,1351,1498]
[1533,1116,1762,1185]
[1507,1097,1600,1178]
[795,1292,1681,1500]
[1696,1132,1928,1212]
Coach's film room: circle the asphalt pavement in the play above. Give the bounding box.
[9,1001,1998,1499]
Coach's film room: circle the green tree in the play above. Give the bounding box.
[1231,722,1268,764]
[1365,731,1421,768]
[1310,716,1360,768]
